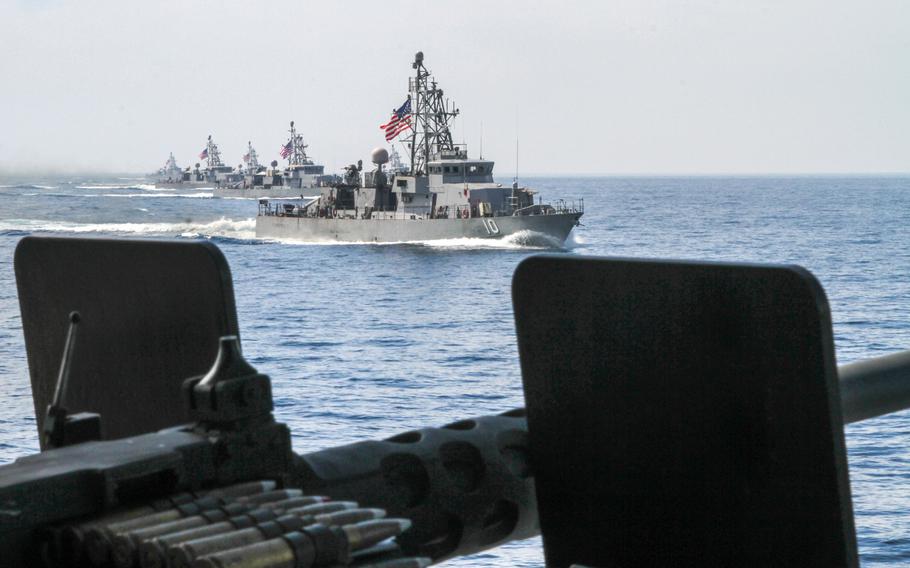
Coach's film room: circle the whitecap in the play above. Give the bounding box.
[0,217,255,239]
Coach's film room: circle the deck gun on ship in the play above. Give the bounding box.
[1,236,910,567]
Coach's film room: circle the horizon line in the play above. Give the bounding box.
[1,170,909,180]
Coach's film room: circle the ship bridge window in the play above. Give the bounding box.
[443,166,450,173]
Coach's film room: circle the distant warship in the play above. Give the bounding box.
[148,152,184,185]
[153,136,239,190]
[255,52,583,244]
[214,122,337,199]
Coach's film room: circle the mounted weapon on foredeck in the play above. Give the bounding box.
[1,237,909,567]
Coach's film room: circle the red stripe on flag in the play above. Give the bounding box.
[385,120,412,141]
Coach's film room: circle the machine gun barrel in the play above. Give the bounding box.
[839,350,910,424]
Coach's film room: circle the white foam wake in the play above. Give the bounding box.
[76,184,134,190]
[0,217,255,239]
[100,192,213,199]
[417,230,566,250]
[77,183,185,192]
[565,231,587,249]
[265,229,566,250]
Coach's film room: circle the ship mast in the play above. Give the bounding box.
[405,51,460,176]
[206,135,224,168]
[165,153,179,171]
[286,121,311,166]
[389,145,407,173]
[246,141,260,171]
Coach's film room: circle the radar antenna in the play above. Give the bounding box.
[405,51,460,176]
[245,141,260,171]
[205,135,224,168]
[285,121,312,166]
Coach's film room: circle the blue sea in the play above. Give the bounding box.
[0,175,908,566]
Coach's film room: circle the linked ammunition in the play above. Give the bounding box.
[111,491,302,568]
[192,519,411,568]
[82,481,278,566]
[169,507,385,568]
[342,520,412,552]
[60,481,276,563]
[139,495,328,568]
[283,501,358,517]
[140,506,302,568]
[167,513,311,568]
[257,496,329,512]
[313,509,386,528]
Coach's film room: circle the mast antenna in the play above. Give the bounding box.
[480,121,484,160]
[405,51,459,176]
[514,110,519,186]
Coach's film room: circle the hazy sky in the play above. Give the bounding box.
[1,1,908,175]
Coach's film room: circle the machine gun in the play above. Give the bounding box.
[1,237,909,568]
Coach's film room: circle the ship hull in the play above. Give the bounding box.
[214,187,315,199]
[152,181,215,190]
[255,212,581,245]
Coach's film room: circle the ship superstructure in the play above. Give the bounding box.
[389,145,409,175]
[149,152,183,183]
[280,120,326,183]
[149,151,211,189]
[243,141,262,174]
[213,122,336,198]
[256,52,583,244]
[200,135,239,185]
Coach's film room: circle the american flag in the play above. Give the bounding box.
[279,141,293,159]
[380,98,412,141]
[242,153,251,163]
[198,148,208,160]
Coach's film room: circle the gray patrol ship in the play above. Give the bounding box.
[153,136,240,190]
[214,122,337,199]
[256,52,583,245]
[148,152,184,185]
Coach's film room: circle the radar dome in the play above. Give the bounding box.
[371,147,390,165]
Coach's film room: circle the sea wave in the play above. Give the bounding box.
[76,183,166,191]
[0,184,58,190]
[76,184,135,190]
[139,186,176,192]
[0,217,255,239]
[100,192,213,199]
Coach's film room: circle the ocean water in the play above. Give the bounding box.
[0,175,908,566]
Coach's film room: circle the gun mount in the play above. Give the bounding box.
[1,238,909,568]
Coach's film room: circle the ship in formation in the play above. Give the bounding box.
[214,123,338,199]
[256,52,583,244]
[150,126,337,198]
[149,137,237,190]
[150,52,583,244]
